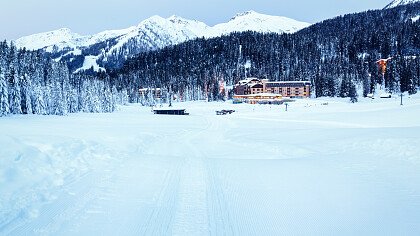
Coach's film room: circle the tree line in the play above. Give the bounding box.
[0,41,129,117]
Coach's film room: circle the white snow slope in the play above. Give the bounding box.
[14,11,310,52]
[385,0,420,8]
[1,96,420,235]
[212,11,309,35]
[74,55,106,73]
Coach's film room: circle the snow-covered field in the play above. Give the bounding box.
[1,96,420,235]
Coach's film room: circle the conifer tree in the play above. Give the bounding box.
[0,67,9,116]
[8,67,22,114]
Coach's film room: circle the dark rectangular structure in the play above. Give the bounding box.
[153,109,189,115]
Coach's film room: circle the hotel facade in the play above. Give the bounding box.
[234,78,311,98]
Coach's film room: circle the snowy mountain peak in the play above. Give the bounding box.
[15,28,80,50]
[16,11,309,52]
[168,15,190,23]
[216,10,310,35]
[139,15,167,26]
[231,10,259,20]
[167,15,207,28]
[14,11,310,72]
[385,0,420,9]
[57,27,72,33]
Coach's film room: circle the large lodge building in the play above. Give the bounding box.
[233,78,311,104]
[234,78,311,98]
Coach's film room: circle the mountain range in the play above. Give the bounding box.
[14,11,310,72]
[13,0,419,73]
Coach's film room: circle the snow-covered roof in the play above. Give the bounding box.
[238,78,260,84]
[139,88,161,91]
[380,93,392,98]
[153,108,186,111]
[265,81,311,84]
[250,83,263,88]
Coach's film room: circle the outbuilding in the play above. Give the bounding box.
[153,108,189,115]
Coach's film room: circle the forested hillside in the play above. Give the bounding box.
[117,3,420,102]
[0,42,128,116]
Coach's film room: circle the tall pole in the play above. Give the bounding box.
[237,44,242,82]
[382,73,385,90]
[169,86,172,107]
[400,93,403,106]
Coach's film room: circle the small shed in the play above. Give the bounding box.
[153,108,189,115]
[380,93,392,98]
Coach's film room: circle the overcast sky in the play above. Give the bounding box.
[1,0,388,40]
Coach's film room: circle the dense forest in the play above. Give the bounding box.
[1,3,420,116]
[116,3,420,103]
[0,41,129,116]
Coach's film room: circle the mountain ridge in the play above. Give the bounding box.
[14,11,310,72]
[15,11,309,51]
[385,0,420,9]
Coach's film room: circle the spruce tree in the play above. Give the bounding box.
[349,82,358,103]
[8,67,22,114]
[0,67,9,116]
[20,74,33,114]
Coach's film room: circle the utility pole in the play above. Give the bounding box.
[169,86,173,107]
[400,93,403,106]
[237,44,242,82]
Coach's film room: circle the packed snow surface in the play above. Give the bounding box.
[1,96,420,235]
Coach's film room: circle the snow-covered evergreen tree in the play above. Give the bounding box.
[111,86,118,110]
[68,87,79,113]
[20,74,33,114]
[0,42,118,116]
[8,67,22,114]
[60,63,70,115]
[32,84,47,115]
[91,80,101,113]
[102,84,114,112]
[0,67,9,116]
[349,82,358,103]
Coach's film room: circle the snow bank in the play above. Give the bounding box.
[0,116,123,232]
